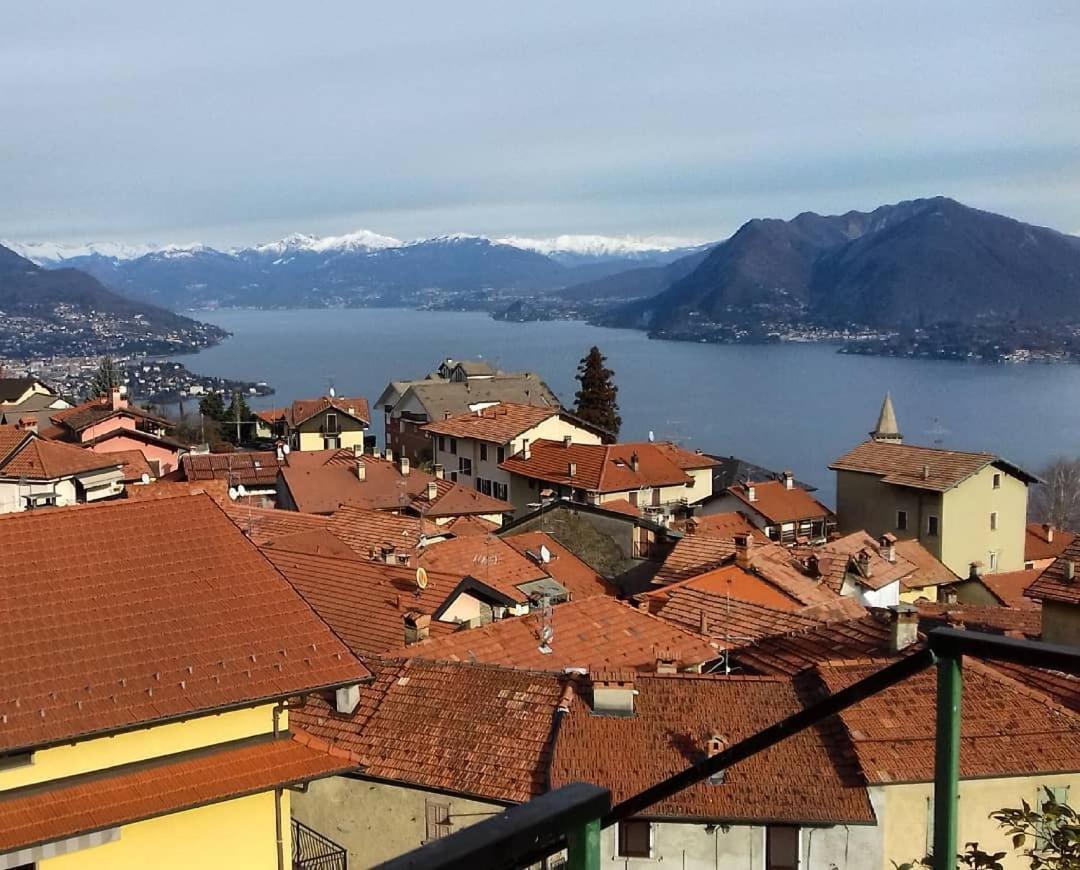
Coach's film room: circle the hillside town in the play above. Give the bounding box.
[1,355,1078,870]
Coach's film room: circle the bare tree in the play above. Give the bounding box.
[1030,458,1080,532]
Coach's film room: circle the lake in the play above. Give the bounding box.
[181,308,1080,496]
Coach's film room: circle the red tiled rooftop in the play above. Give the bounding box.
[286,395,370,428]
[978,569,1042,609]
[106,448,155,483]
[550,673,873,824]
[830,440,1034,492]
[1026,522,1077,563]
[915,602,1042,638]
[653,585,826,644]
[181,450,281,486]
[0,435,124,480]
[50,396,169,434]
[1027,536,1080,605]
[0,494,368,754]
[0,733,357,853]
[386,596,719,671]
[422,402,560,443]
[894,539,958,589]
[326,505,443,563]
[292,659,568,803]
[0,425,31,463]
[726,480,833,524]
[500,440,694,493]
[502,531,615,600]
[220,501,331,545]
[419,534,542,598]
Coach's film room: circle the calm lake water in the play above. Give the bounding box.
[181,308,1080,496]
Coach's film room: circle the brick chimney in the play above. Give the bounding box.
[403,611,431,645]
[879,532,897,563]
[804,553,821,578]
[15,416,37,433]
[590,670,636,716]
[356,460,367,482]
[782,470,794,491]
[630,452,640,473]
[655,648,679,674]
[433,463,444,480]
[426,480,438,500]
[733,533,753,570]
[399,456,410,476]
[888,604,919,652]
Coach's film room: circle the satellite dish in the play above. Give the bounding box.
[236,484,248,498]
[228,486,238,500]
[140,473,150,484]
[415,567,429,590]
[282,444,291,455]
[539,544,551,564]
[648,430,655,442]
[329,386,336,398]
[539,624,553,645]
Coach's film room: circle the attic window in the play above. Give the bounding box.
[0,751,33,771]
[617,820,652,858]
[993,473,1001,489]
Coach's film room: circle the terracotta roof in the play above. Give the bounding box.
[653,586,825,643]
[792,531,917,593]
[830,440,1035,492]
[220,501,331,544]
[647,564,804,611]
[1026,523,1077,563]
[124,478,231,503]
[647,442,720,471]
[419,534,543,598]
[894,539,959,589]
[502,531,615,600]
[400,375,560,423]
[0,495,368,754]
[0,436,124,480]
[598,497,640,517]
[81,426,188,451]
[255,407,287,425]
[292,659,567,803]
[181,450,281,486]
[422,402,560,443]
[1026,536,1080,605]
[285,395,370,428]
[0,732,357,854]
[978,569,1042,609]
[500,440,693,493]
[107,448,155,482]
[989,661,1080,714]
[730,613,902,676]
[0,424,31,464]
[386,596,719,671]
[260,528,361,560]
[325,505,443,563]
[418,477,513,518]
[442,514,500,536]
[726,480,833,524]
[915,602,1042,638]
[815,658,1080,783]
[652,533,739,584]
[50,396,169,434]
[684,511,763,539]
[550,673,874,824]
[260,549,465,657]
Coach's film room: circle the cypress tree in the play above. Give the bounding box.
[573,346,621,436]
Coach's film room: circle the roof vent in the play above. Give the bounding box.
[399,456,410,476]
[782,470,794,490]
[356,460,366,482]
[630,452,640,473]
[1066,561,1077,583]
[591,670,636,716]
[922,464,931,481]
[568,461,577,478]
[879,532,897,563]
[433,463,444,480]
[335,683,361,715]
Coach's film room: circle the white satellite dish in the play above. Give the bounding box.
[539,544,551,564]
[648,430,655,442]
[282,444,291,455]
[140,473,150,485]
[415,567,429,590]
[236,484,248,498]
[228,486,239,500]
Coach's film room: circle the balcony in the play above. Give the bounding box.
[293,818,347,870]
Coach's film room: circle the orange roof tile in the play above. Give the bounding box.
[0,424,31,464]
[292,659,567,803]
[792,531,917,593]
[653,586,825,643]
[0,494,368,754]
[260,527,362,560]
[726,480,833,524]
[386,596,719,671]
[419,534,543,597]
[1027,536,1080,605]
[597,497,640,517]
[422,402,560,443]
[648,564,805,611]
[0,733,356,853]
[0,436,123,480]
[220,501,331,544]
[442,514,500,536]
[815,658,1080,783]
[500,440,693,493]
[106,448,155,482]
[326,505,443,562]
[684,511,763,539]
[50,396,170,434]
[181,450,281,486]
[1026,523,1077,563]
[978,569,1042,609]
[502,531,615,600]
[915,602,1042,638]
[550,673,873,824]
[830,440,1035,492]
[124,478,231,503]
[894,539,958,589]
[286,395,370,428]
[989,661,1080,714]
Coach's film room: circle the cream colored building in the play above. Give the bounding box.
[259,394,371,452]
[830,397,1035,576]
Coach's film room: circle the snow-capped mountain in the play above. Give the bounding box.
[247,229,402,257]
[496,234,704,261]
[2,239,163,263]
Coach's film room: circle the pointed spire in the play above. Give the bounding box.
[871,392,903,443]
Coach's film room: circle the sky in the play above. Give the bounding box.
[2,1,1078,247]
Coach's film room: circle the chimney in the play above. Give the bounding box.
[922,464,930,481]
[968,560,983,580]
[384,447,394,461]
[426,480,438,500]
[522,438,531,460]
[630,452,640,473]
[699,611,709,635]
[568,461,577,477]
[706,733,728,784]
[888,604,919,653]
[15,416,37,433]
[335,683,361,715]
[563,435,572,448]
[590,670,636,716]
[879,532,897,563]
[444,410,452,419]
[805,553,821,578]
[746,484,757,502]
[655,648,679,675]
[110,386,125,411]
[399,456,410,476]
[733,533,753,570]
[434,463,444,480]
[356,460,367,482]
[782,470,794,490]
[352,443,363,458]
[856,549,872,578]
[1044,523,1055,544]
[403,611,431,644]
[1066,561,1076,583]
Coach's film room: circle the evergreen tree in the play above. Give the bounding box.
[198,391,226,422]
[89,356,122,397]
[573,346,621,436]
[224,391,251,444]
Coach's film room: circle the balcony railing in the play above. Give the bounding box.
[293,818,347,870]
[375,628,1080,870]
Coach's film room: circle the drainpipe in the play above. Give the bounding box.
[273,699,291,870]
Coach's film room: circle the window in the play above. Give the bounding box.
[493,481,508,501]
[450,438,457,455]
[927,515,940,537]
[475,476,483,492]
[617,820,652,858]
[990,511,998,531]
[629,490,639,507]
[459,457,473,476]
[438,436,446,452]
[1036,786,1070,849]
[323,436,340,450]
[324,412,338,434]
[766,826,799,870]
[479,443,488,461]
[449,471,458,483]
[424,800,452,842]
[497,446,505,463]
[989,550,999,571]
[896,510,908,531]
[993,473,1001,489]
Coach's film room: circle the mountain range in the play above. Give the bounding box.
[6,233,706,309]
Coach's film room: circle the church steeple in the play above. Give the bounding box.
[870,392,902,443]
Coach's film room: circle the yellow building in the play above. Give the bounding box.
[260,394,370,452]
[831,395,1036,576]
[0,494,368,869]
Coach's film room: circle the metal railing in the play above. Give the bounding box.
[293,818,348,870]
[375,628,1080,870]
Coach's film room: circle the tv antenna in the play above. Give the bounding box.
[537,595,554,654]
[925,417,950,446]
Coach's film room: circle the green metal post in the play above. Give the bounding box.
[566,818,601,870]
[932,652,962,870]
